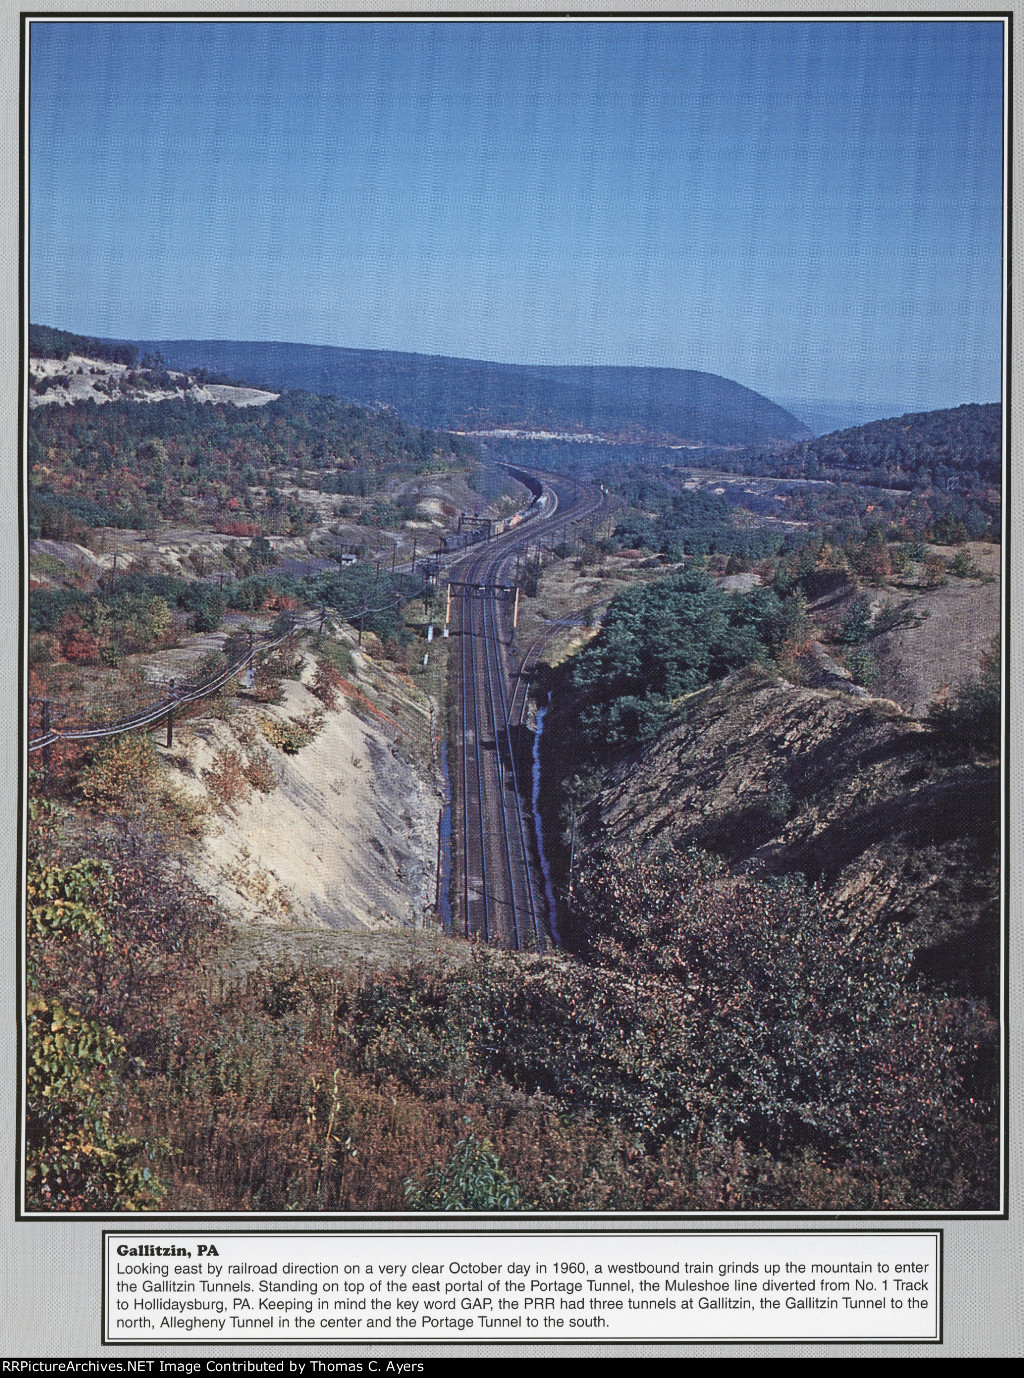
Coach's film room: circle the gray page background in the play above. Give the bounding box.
[2,1,1020,1358]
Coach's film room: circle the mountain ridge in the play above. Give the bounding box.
[126,336,811,447]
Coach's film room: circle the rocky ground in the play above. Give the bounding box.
[29,354,279,409]
[582,663,998,998]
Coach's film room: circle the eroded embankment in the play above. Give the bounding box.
[166,644,444,934]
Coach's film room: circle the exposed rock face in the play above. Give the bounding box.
[171,653,443,933]
[29,354,278,409]
[583,667,998,992]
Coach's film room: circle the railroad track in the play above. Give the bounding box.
[450,470,606,949]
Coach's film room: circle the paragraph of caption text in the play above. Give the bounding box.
[104,1231,940,1344]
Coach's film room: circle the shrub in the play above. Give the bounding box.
[26,998,165,1210]
[318,640,356,678]
[26,855,113,950]
[244,747,278,793]
[404,1129,526,1211]
[836,595,872,645]
[844,647,879,686]
[250,662,285,705]
[763,781,794,826]
[872,599,916,637]
[24,855,170,1211]
[278,651,306,682]
[851,542,892,585]
[79,734,159,810]
[247,535,276,569]
[215,520,262,538]
[888,546,910,576]
[204,747,250,808]
[194,649,229,681]
[932,512,968,545]
[927,642,1000,756]
[949,549,975,579]
[61,625,102,665]
[184,585,227,633]
[564,846,998,1181]
[260,708,325,755]
[228,576,271,612]
[921,555,948,589]
[311,659,341,710]
[155,783,209,839]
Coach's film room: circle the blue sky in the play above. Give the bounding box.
[29,18,1004,417]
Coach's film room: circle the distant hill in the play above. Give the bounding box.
[30,322,138,367]
[779,403,1002,491]
[127,338,810,447]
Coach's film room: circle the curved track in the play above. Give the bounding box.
[450,470,606,948]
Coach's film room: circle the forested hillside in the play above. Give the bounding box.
[29,386,475,539]
[768,403,1001,492]
[538,569,808,766]
[130,338,810,445]
[30,322,139,366]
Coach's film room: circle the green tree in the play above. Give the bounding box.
[836,595,872,645]
[404,1129,526,1211]
[25,856,165,1210]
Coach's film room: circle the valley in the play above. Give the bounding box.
[23,327,1003,1215]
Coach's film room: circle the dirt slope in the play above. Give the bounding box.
[166,643,443,933]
